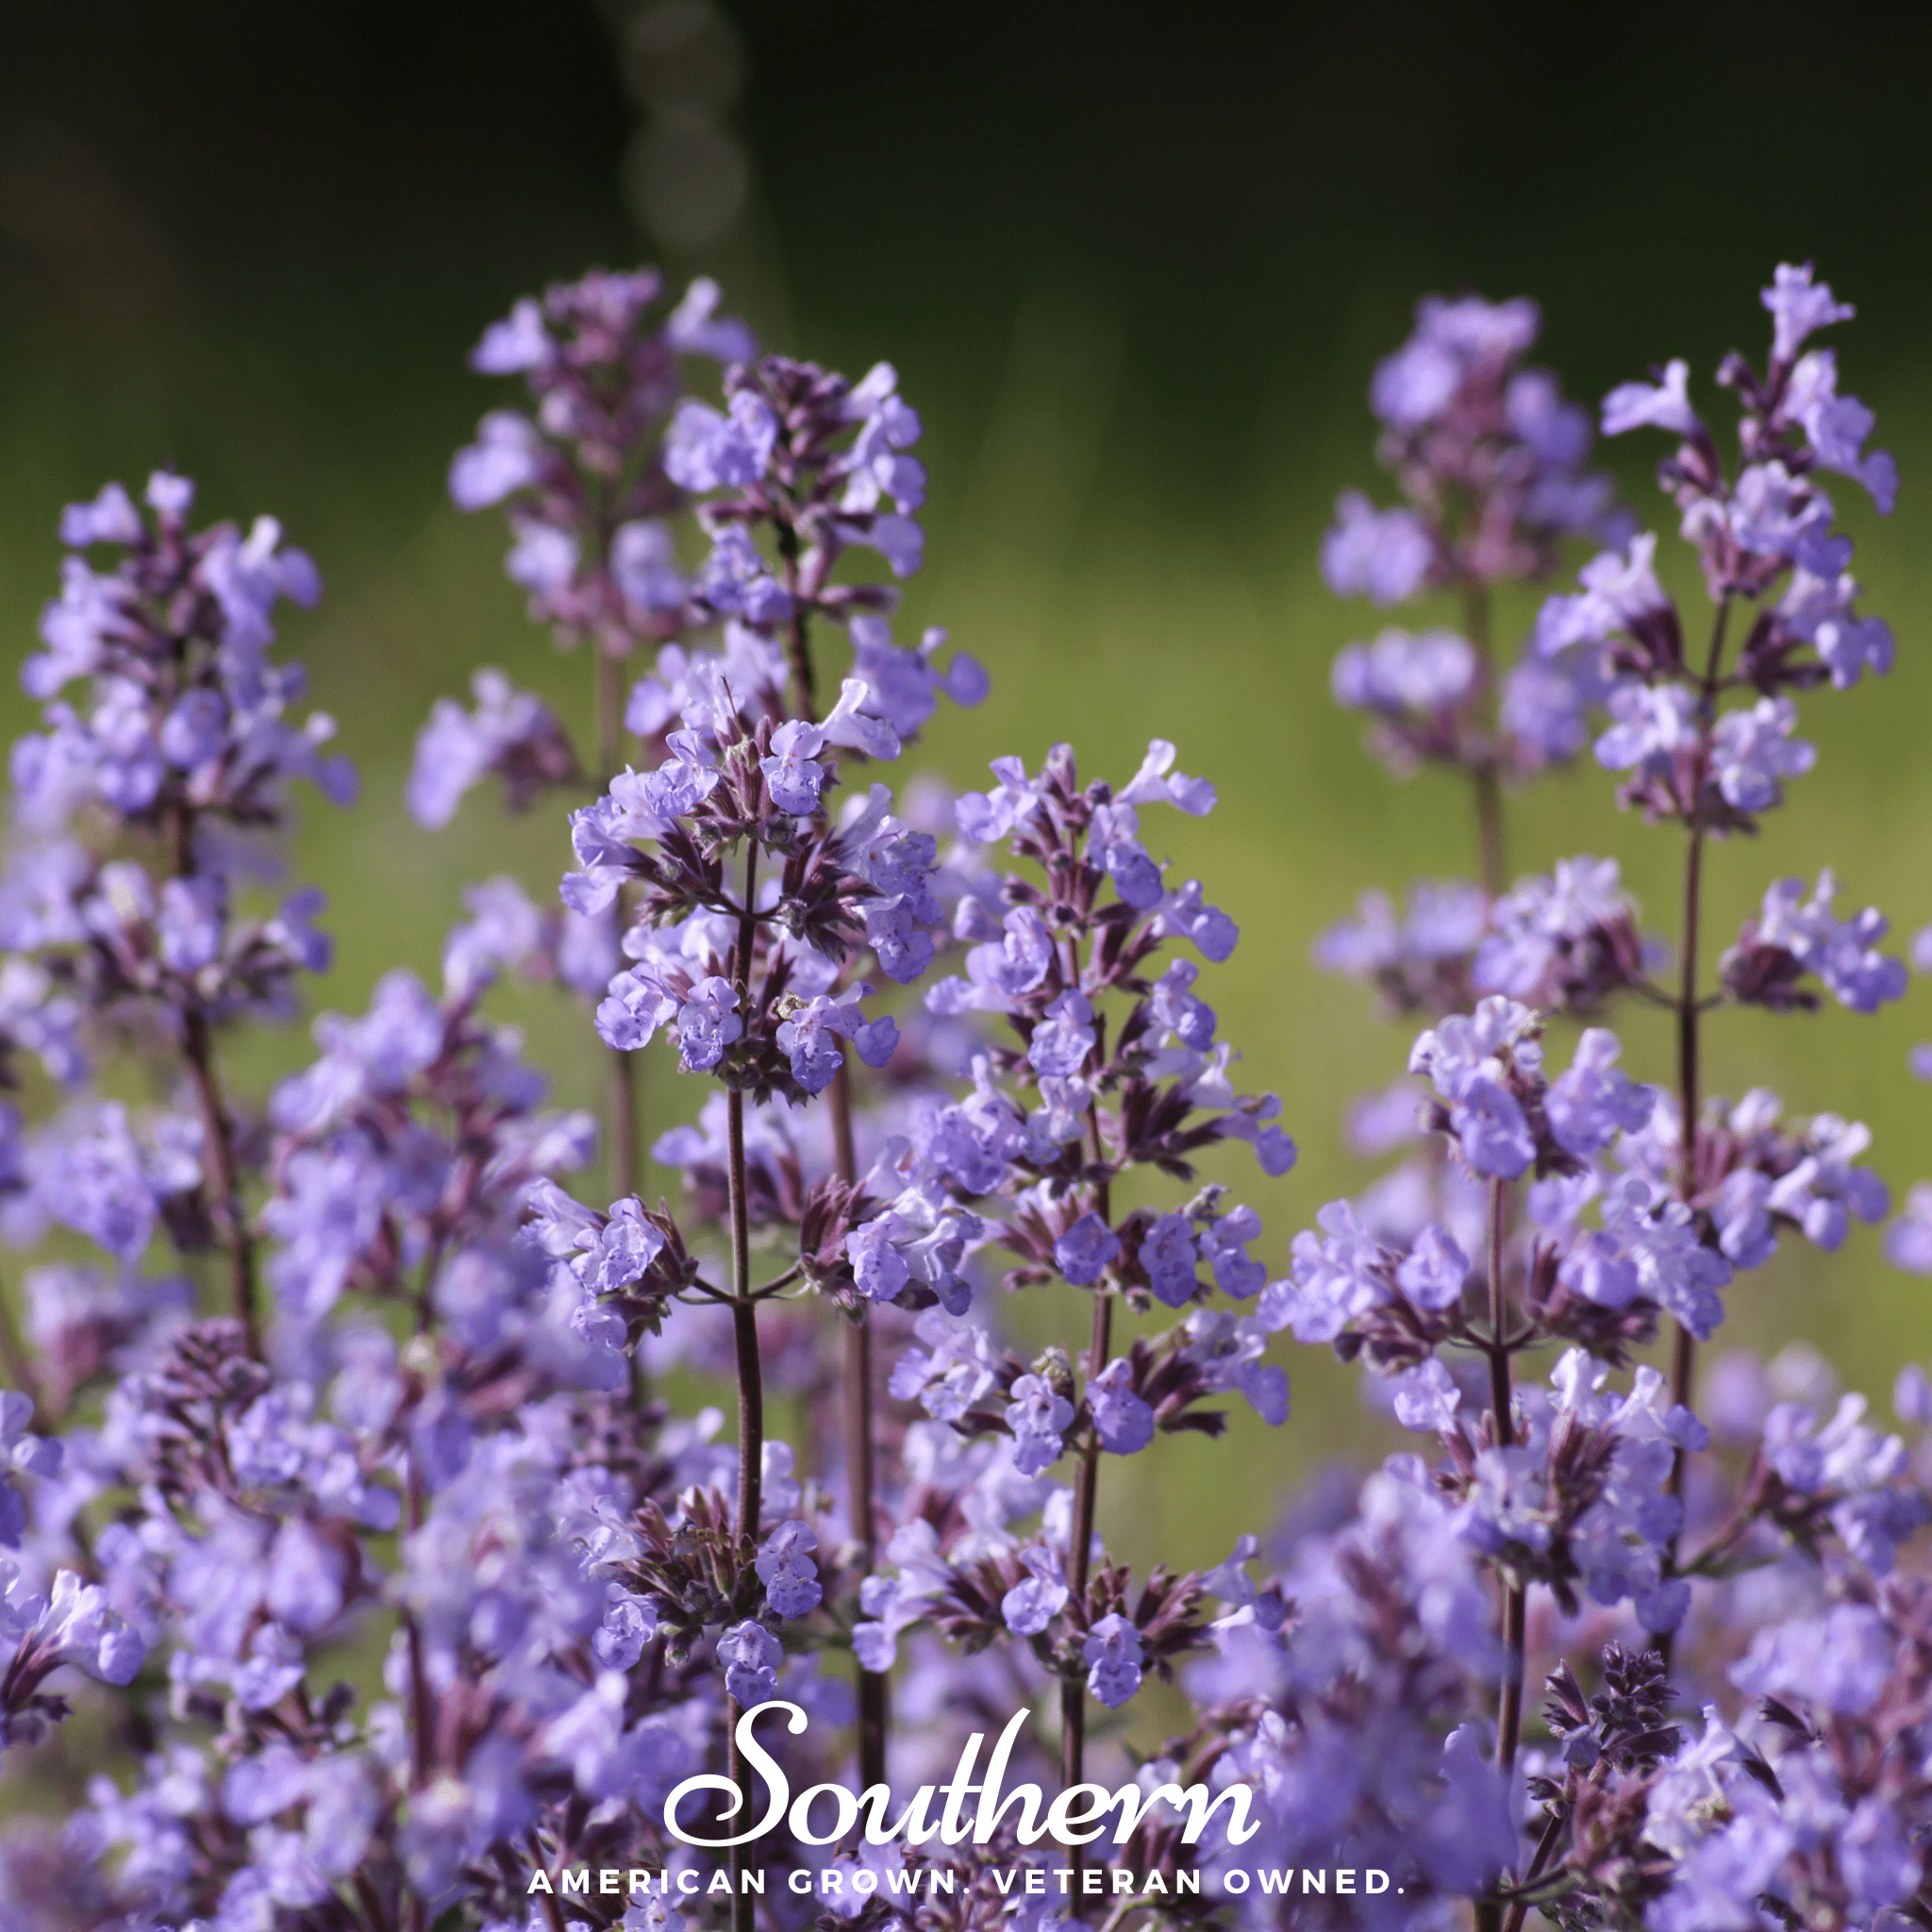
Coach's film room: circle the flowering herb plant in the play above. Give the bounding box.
[0,256,1926,1932]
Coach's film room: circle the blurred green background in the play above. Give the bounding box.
[3,0,1931,1572]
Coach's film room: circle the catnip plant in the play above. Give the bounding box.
[0,252,1924,1932]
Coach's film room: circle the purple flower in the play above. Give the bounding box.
[58,481,144,549]
[1089,1358,1154,1456]
[1331,627,1477,715]
[1395,1224,1469,1311]
[693,525,791,623]
[1087,800,1162,908]
[1763,260,1856,364]
[469,295,551,375]
[1535,533,1672,656]
[1450,1076,1535,1178]
[1139,1211,1200,1307]
[842,510,925,579]
[759,679,902,816]
[1027,990,1096,1078]
[846,1215,911,1305]
[955,756,1042,844]
[675,977,742,1071]
[1053,1211,1120,1287]
[1779,563,1894,690]
[663,392,779,492]
[1391,1357,1461,1433]
[448,411,545,510]
[1545,1028,1654,1158]
[846,614,987,737]
[1199,1203,1264,1299]
[774,988,899,1093]
[1601,358,1700,439]
[1754,871,1907,1014]
[1730,1602,1891,1717]
[1149,959,1216,1050]
[1081,1613,1143,1708]
[1885,1182,1932,1275]
[1764,1114,1889,1250]
[1005,1374,1073,1475]
[717,1619,783,1705]
[1709,697,1814,811]
[408,671,578,829]
[755,1521,823,1619]
[1785,350,1898,512]
[1152,879,1239,963]
[1000,1545,1069,1636]
[1119,739,1217,816]
[1593,680,1700,777]
[1600,1178,1732,1340]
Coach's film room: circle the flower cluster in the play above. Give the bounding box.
[0,248,1926,1932]
[1262,258,1932,1932]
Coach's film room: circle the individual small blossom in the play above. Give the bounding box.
[662,391,780,492]
[1198,1202,1264,1298]
[1742,870,1907,1014]
[1279,1199,1398,1345]
[1775,562,1895,691]
[955,755,1042,845]
[1118,739,1217,816]
[1082,1613,1144,1708]
[774,988,899,1093]
[1390,1357,1462,1432]
[1784,349,1899,512]
[1000,1545,1069,1636]
[1409,997,1544,1179]
[1500,646,1608,768]
[624,1897,688,1932]
[1330,629,1477,716]
[408,671,580,828]
[1885,1181,1932,1275]
[1088,1358,1154,1456]
[675,977,742,1071]
[0,1393,60,1547]
[1763,1114,1890,1250]
[1149,958,1216,1050]
[758,678,902,816]
[1534,532,1673,658]
[755,1521,823,1620]
[1592,680,1700,783]
[1139,1211,1201,1307]
[845,613,987,737]
[1087,799,1163,908]
[1180,1307,1291,1425]
[1394,1224,1469,1311]
[1027,990,1096,1077]
[845,1215,911,1305]
[1373,293,1538,425]
[1599,1177,1733,1340]
[1319,493,1437,605]
[591,1591,659,1671]
[889,1313,1001,1423]
[448,409,546,509]
[1708,696,1814,812]
[1545,1028,1654,1158]
[1763,260,1857,365]
[717,1620,782,1705]
[1315,880,1485,1013]
[1472,855,1642,1009]
[1601,358,1700,439]
[1053,1212,1120,1286]
[1005,1375,1073,1476]
[1151,878,1239,963]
